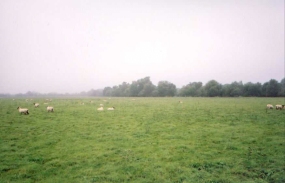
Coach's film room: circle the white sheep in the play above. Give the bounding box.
[17,107,29,115]
[267,104,273,109]
[97,107,104,111]
[179,101,183,103]
[100,104,104,107]
[47,106,54,112]
[34,103,40,107]
[275,104,284,110]
[107,107,115,110]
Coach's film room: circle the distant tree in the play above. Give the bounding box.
[112,86,121,96]
[139,82,156,97]
[118,82,130,96]
[103,87,112,96]
[178,82,202,96]
[151,89,159,97]
[136,77,156,97]
[243,82,262,97]
[204,80,222,97]
[129,81,139,97]
[267,79,280,97]
[261,82,269,97]
[221,84,230,97]
[278,78,285,97]
[157,81,176,96]
[229,81,243,97]
[262,79,280,97]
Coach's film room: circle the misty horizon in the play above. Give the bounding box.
[1,0,284,94]
[0,76,283,96]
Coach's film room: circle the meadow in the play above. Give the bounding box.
[0,97,284,183]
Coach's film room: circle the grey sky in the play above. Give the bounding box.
[0,0,284,94]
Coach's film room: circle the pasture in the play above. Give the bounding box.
[0,97,284,182]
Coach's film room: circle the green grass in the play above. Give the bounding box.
[0,97,284,182]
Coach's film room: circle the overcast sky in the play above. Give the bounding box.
[0,0,284,94]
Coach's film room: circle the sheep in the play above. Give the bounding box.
[33,103,40,107]
[275,104,284,110]
[179,101,183,103]
[100,104,104,107]
[17,107,29,115]
[107,107,115,110]
[266,104,273,109]
[47,106,54,112]
[97,107,104,111]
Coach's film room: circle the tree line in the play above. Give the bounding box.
[103,77,285,97]
[1,77,284,98]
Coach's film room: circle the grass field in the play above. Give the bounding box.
[0,97,284,183]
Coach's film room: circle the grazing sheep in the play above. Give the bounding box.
[33,103,40,107]
[100,104,104,107]
[107,107,115,110]
[267,104,273,109]
[179,101,183,103]
[47,106,54,112]
[275,104,284,110]
[17,107,29,115]
[97,107,104,111]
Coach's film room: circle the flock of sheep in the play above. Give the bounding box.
[16,99,116,115]
[97,103,115,111]
[17,103,54,115]
[14,99,285,115]
[266,104,285,110]
[16,99,54,115]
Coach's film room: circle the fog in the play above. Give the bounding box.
[0,0,284,94]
